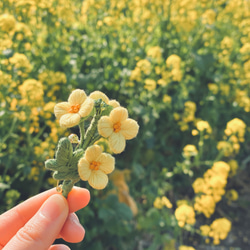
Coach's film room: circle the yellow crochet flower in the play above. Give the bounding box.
[89,90,120,108]
[98,107,139,154]
[54,89,94,128]
[78,145,115,190]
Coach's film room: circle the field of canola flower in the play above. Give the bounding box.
[0,0,250,249]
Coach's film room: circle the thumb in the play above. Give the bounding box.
[4,194,69,250]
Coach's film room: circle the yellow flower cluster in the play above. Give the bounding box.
[166,54,183,82]
[200,218,231,245]
[154,196,172,209]
[193,161,230,217]
[224,118,246,142]
[179,246,196,250]
[217,118,246,157]
[147,46,162,62]
[19,79,44,107]
[175,101,197,131]
[182,144,198,158]
[0,14,16,33]
[192,120,212,137]
[175,204,196,227]
[9,53,32,78]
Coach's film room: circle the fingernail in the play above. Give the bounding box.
[70,213,80,225]
[40,194,67,220]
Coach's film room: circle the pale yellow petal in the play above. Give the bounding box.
[85,145,102,162]
[109,132,126,154]
[88,170,108,190]
[110,107,128,123]
[60,113,81,128]
[121,119,139,140]
[78,97,94,117]
[68,89,87,105]
[108,100,120,108]
[98,153,115,174]
[78,158,91,181]
[89,91,109,104]
[54,102,70,119]
[98,116,113,137]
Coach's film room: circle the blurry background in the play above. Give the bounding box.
[0,0,250,249]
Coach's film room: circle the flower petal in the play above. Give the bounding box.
[78,158,91,181]
[98,153,115,174]
[110,107,128,123]
[89,91,109,104]
[121,119,139,140]
[60,113,81,128]
[109,132,126,154]
[78,97,94,118]
[98,116,113,137]
[85,145,102,162]
[108,100,120,108]
[88,170,108,190]
[68,89,87,105]
[54,102,70,119]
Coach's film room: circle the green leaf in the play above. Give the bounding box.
[45,159,58,171]
[55,137,73,166]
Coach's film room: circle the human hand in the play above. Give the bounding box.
[0,187,90,250]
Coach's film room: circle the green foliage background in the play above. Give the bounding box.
[0,0,250,249]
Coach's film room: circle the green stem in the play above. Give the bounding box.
[78,119,85,148]
[82,111,102,150]
[61,179,79,198]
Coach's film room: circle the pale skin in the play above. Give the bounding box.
[0,187,90,250]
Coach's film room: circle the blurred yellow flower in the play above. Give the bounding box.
[136,59,151,75]
[192,178,207,194]
[144,78,156,91]
[217,141,234,157]
[166,54,181,68]
[200,225,210,236]
[194,195,216,218]
[224,118,246,142]
[228,159,238,177]
[183,144,198,158]
[147,46,162,61]
[179,246,196,250]
[196,120,212,134]
[175,204,196,227]
[208,83,219,94]
[78,145,115,190]
[19,79,44,107]
[226,189,238,201]
[98,107,139,154]
[202,9,216,25]
[54,89,94,128]
[0,14,16,32]
[154,196,172,209]
[163,94,171,103]
[209,218,231,245]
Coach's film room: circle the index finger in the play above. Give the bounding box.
[0,187,90,247]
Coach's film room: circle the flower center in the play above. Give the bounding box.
[113,121,121,133]
[90,161,101,171]
[68,104,80,113]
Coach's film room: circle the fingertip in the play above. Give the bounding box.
[49,244,70,250]
[59,213,85,243]
[67,187,90,213]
